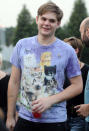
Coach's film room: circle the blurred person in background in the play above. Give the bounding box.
[64,37,89,131]
[80,17,89,47]
[78,17,89,130]
[0,53,10,122]
[0,53,10,131]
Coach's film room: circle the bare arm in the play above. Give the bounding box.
[32,75,83,113]
[6,65,21,130]
[50,75,83,103]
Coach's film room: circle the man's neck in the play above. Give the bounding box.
[37,35,56,46]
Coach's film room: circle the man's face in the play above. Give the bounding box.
[80,24,89,47]
[36,12,60,37]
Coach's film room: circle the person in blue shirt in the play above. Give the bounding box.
[6,2,83,131]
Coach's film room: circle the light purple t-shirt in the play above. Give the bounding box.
[10,36,81,123]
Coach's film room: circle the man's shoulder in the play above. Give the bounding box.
[56,38,73,49]
[19,36,36,44]
[15,36,36,49]
[56,38,75,54]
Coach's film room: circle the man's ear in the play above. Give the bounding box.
[36,16,38,24]
[57,21,61,29]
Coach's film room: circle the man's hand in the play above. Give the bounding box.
[74,104,89,117]
[32,96,53,113]
[6,117,16,131]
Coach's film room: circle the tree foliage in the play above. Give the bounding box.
[55,25,70,40]
[67,0,88,38]
[60,0,89,65]
[13,5,33,45]
[29,19,38,37]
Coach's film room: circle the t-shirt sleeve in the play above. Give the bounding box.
[10,40,21,69]
[66,48,81,79]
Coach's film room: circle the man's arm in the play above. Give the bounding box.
[32,75,83,113]
[6,65,21,130]
[51,75,83,103]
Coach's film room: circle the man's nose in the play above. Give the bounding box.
[44,20,50,25]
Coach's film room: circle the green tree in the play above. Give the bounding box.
[13,5,33,45]
[67,0,88,38]
[55,25,70,40]
[29,19,38,36]
[56,27,66,40]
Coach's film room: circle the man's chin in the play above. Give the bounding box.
[41,33,51,37]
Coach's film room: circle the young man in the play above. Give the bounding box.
[0,54,10,131]
[80,17,89,47]
[6,2,83,131]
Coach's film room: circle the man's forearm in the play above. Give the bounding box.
[7,82,19,118]
[49,83,83,105]
[49,75,83,105]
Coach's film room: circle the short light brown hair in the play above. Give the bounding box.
[64,37,83,59]
[37,2,63,21]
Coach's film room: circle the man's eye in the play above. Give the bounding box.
[49,19,55,23]
[41,17,46,21]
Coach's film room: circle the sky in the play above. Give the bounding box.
[0,0,89,28]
